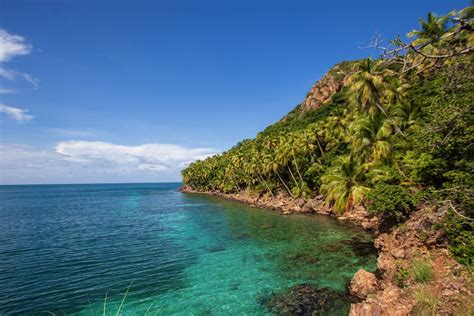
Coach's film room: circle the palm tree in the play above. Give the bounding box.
[320,155,371,213]
[249,147,275,197]
[346,58,405,136]
[286,134,306,184]
[408,12,449,45]
[261,138,295,198]
[349,114,396,163]
[275,136,299,187]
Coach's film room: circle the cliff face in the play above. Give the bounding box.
[300,61,354,113]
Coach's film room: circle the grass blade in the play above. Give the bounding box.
[144,300,156,316]
[103,290,108,316]
[115,282,132,316]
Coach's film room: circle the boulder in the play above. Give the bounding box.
[350,285,414,316]
[349,269,379,300]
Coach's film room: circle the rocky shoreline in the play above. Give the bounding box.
[180,186,381,231]
[181,186,473,315]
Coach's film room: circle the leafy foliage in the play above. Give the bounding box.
[441,212,474,266]
[366,184,415,221]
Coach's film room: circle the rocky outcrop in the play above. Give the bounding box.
[349,206,474,315]
[350,284,414,316]
[349,269,379,301]
[300,61,354,113]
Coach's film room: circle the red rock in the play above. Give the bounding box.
[349,269,379,300]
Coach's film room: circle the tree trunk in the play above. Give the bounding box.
[258,172,275,198]
[292,152,305,184]
[287,165,298,186]
[276,170,294,198]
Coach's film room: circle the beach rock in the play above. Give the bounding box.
[349,285,414,316]
[262,284,348,315]
[349,269,379,300]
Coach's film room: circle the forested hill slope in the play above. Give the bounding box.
[182,8,473,266]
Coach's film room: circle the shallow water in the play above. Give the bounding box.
[0,183,376,315]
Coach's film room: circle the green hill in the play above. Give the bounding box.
[182,8,473,266]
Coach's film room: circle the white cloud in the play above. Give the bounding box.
[55,140,218,172]
[0,104,34,121]
[0,29,38,90]
[22,73,39,89]
[0,142,219,184]
[0,68,39,89]
[0,67,16,80]
[0,29,31,62]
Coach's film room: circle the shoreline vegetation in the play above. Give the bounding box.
[182,7,474,315]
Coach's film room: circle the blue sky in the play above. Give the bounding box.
[0,0,468,184]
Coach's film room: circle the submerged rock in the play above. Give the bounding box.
[205,245,226,253]
[341,238,377,257]
[321,243,343,252]
[260,223,276,229]
[235,232,250,240]
[284,253,320,265]
[261,284,348,315]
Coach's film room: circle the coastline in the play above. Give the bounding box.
[180,186,474,315]
[180,186,381,232]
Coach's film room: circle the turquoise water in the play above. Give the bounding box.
[0,183,376,315]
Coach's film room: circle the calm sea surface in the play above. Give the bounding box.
[0,183,376,315]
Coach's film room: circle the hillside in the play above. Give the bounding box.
[182,8,474,315]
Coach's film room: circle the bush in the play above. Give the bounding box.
[441,211,474,266]
[393,267,410,288]
[412,259,434,283]
[366,184,416,221]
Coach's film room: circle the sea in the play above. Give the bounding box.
[0,183,376,315]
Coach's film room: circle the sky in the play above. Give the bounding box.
[0,0,469,184]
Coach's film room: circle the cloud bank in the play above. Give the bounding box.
[55,140,217,172]
[0,142,219,184]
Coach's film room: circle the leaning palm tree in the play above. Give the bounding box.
[320,155,371,213]
[261,140,294,198]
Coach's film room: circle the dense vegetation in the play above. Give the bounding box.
[183,8,473,265]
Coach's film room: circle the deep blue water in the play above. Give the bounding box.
[0,183,376,315]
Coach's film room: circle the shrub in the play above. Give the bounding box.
[413,289,439,315]
[393,267,410,288]
[412,259,434,283]
[366,183,416,221]
[441,211,474,266]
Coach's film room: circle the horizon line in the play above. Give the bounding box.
[0,181,183,186]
